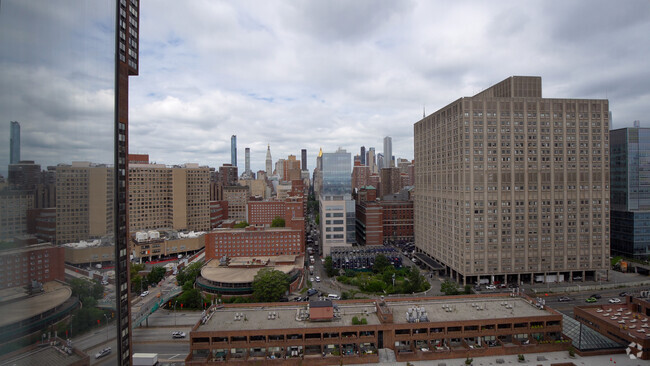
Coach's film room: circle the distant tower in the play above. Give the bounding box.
[231,135,237,166]
[10,121,20,164]
[265,144,272,175]
[245,147,251,175]
[383,136,393,168]
[301,149,307,171]
[367,147,377,174]
[360,146,366,165]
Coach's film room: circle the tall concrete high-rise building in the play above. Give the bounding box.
[231,135,237,167]
[610,126,650,259]
[383,136,393,168]
[414,76,610,286]
[10,121,20,165]
[55,162,114,245]
[360,146,366,165]
[301,149,307,171]
[265,144,272,175]
[128,161,210,234]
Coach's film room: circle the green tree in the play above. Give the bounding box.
[315,213,320,225]
[441,280,459,295]
[234,221,249,228]
[252,268,289,302]
[176,261,203,286]
[69,278,104,300]
[130,263,146,293]
[147,266,166,286]
[271,216,286,227]
[324,256,336,277]
[177,288,203,309]
[373,254,391,273]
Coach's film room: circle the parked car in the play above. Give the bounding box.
[498,284,507,288]
[140,290,149,297]
[590,294,601,299]
[307,288,318,297]
[315,276,321,282]
[293,296,302,301]
[619,291,630,297]
[573,276,582,280]
[172,331,186,338]
[95,347,111,359]
[485,285,497,290]
[608,298,621,304]
[585,297,597,303]
[558,296,572,302]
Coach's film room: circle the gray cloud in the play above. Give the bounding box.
[2,1,649,176]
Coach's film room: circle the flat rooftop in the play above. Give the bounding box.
[0,281,72,327]
[0,342,86,366]
[390,297,550,323]
[201,257,301,284]
[580,302,650,340]
[196,296,553,333]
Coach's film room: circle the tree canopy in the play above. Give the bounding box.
[324,256,336,277]
[372,254,391,273]
[271,217,285,227]
[176,261,203,287]
[252,268,289,302]
[147,266,166,286]
[234,221,249,228]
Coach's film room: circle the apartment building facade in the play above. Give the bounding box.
[414,76,610,286]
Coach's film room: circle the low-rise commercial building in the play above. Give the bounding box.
[131,230,205,262]
[574,296,650,359]
[196,255,303,297]
[185,294,568,364]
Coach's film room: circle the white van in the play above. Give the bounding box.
[327,294,340,300]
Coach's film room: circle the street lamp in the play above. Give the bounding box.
[103,314,110,341]
[174,300,178,326]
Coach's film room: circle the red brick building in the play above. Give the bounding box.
[210,201,228,229]
[204,224,304,260]
[355,188,414,245]
[0,243,64,289]
[351,162,370,190]
[381,200,414,241]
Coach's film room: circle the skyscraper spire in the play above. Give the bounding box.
[265,143,272,175]
[423,105,425,118]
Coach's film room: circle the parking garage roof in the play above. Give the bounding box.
[196,296,554,333]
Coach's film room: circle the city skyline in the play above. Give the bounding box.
[127,2,650,173]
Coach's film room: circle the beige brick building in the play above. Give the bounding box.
[55,162,113,244]
[414,76,610,285]
[128,163,210,234]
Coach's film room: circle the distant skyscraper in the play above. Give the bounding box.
[377,153,384,170]
[367,147,377,174]
[231,135,237,166]
[265,144,272,175]
[245,147,251,174]
[301,149,307,171]
[360,146,366,165]
[10,121,20,164]
[383,136,393,168]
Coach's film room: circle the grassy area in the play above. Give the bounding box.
[336,265,429,295]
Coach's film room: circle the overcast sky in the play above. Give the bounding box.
[2,1,650,175]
